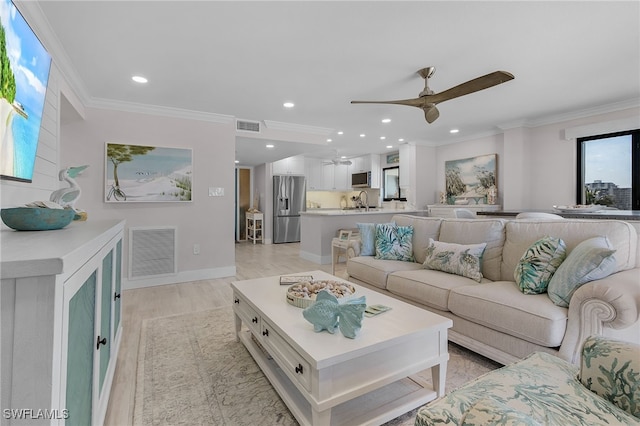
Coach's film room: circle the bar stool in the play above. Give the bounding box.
[331,228,361,274]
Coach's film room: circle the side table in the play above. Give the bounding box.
[246,211,263,244]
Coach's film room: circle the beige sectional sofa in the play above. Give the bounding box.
[347,214,640,365]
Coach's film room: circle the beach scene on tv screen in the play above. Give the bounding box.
[0,0,51,182]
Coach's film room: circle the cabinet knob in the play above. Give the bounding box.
[262,329,269,337]
[252,317,258,323]
[96,336,107,350]
[114,292,121,301]
[234,298,239,304]
[295,364,304,374]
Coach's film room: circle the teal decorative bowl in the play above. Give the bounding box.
[1,207,75,231]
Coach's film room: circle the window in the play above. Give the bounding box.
[577,129,639,210]
[383,166,405,201]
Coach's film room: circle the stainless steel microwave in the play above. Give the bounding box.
[351,171,371,188]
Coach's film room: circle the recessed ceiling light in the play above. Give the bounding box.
[360,134,366,138]
[450,129,460,134]
[341,156,347,159]
[283,102,295,108]
[337,131,344,135]
[380,136,386,140]
[398,138,404,142]
[266,144,274,148]
[132,75,148,83]
[234,160,239,164]
[327,138,332,142]
[381,118,391,123]
[386,145,393,149]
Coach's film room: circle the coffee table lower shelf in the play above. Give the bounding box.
[239,329,437,426]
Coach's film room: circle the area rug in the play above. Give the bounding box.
[133,307,499,426]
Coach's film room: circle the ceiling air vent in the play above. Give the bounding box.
[236,119,261,133]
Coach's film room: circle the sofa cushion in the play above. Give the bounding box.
[460,399,541,426]
[375,224,414,262]
[346,256,422,289]
[438,219,506,281]
[514,236,566,294]
[502,220,637,282]
[357,222,395,256]
[548,236,617,307]
[415,351,638,426]
[423,239,487,282]
[579,335,640,419]
[387,269,490,311]
[448,281,568,347]
[393,215,443,264]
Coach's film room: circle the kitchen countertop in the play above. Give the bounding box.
[301,208,426,216]
[477,209,640,221]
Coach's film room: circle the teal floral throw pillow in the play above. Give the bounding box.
[548,236,616,307]
[374,224,414,262]
[423,239,487,282]
[514,236,566,294]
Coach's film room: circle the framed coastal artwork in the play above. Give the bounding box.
[445,154,497,204]
[105,142,193,203]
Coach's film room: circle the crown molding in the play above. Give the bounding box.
[263,120,334,135]
[87,98,235,124]
[527,98,640,128]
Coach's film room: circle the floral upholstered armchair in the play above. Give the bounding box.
[415,335,640,425]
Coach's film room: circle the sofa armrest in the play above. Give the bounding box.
[559,268,640,365]
[579,335,640,419]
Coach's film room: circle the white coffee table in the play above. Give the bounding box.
[231,270,452,426]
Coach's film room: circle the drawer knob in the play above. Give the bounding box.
[96,336,107,350]
[252,317,258,323]
[234,298,240,304]
[295,364,304,374]
[262,329,269,337]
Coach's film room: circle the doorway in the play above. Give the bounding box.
[235,168,251,241]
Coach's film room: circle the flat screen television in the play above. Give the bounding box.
[1,0,52,182]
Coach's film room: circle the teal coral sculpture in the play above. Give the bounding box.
[302,290,366,339]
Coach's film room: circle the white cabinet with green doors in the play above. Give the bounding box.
[0,220,124,426]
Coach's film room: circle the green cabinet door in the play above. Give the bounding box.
[99,250,113,394]
[66,271,96,426]
[114,240,122,332]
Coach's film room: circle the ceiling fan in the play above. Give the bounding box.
[323,151,352,166]
[351,67,514,124]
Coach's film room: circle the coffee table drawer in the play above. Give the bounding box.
[233,292,261,336]
[261,321,311,392]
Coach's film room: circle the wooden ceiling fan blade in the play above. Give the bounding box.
[424,105,439,123]
[427,71,514,104]
[350,98,424,108]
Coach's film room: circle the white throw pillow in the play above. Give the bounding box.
[547,236,617,307]
[423,238,487,282]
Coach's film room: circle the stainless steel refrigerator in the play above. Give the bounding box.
[273,175,306,243]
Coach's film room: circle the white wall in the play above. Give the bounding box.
[60,107,237,288]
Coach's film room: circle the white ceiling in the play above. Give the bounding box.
[31,1,640,166]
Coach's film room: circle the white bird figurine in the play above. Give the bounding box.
[50,165,88,211]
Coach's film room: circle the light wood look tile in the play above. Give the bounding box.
[104,242,344,426]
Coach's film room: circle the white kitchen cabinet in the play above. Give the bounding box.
[304,157,323,190]
[321,163,335,190]
[273,155,305,175]
[1,220,124,426]
[333,164,351,190]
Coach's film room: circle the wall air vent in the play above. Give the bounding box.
[236,119,261,133]
[129,227,177,279]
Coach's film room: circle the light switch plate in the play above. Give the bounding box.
[208,187,224,197]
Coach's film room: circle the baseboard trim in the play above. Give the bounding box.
[299,250,331,265]
[123,266,237,290]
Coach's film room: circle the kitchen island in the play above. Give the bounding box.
[300,209,426,264]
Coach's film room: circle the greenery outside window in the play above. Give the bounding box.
[383,166,406,201]
[576,129,639,210]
